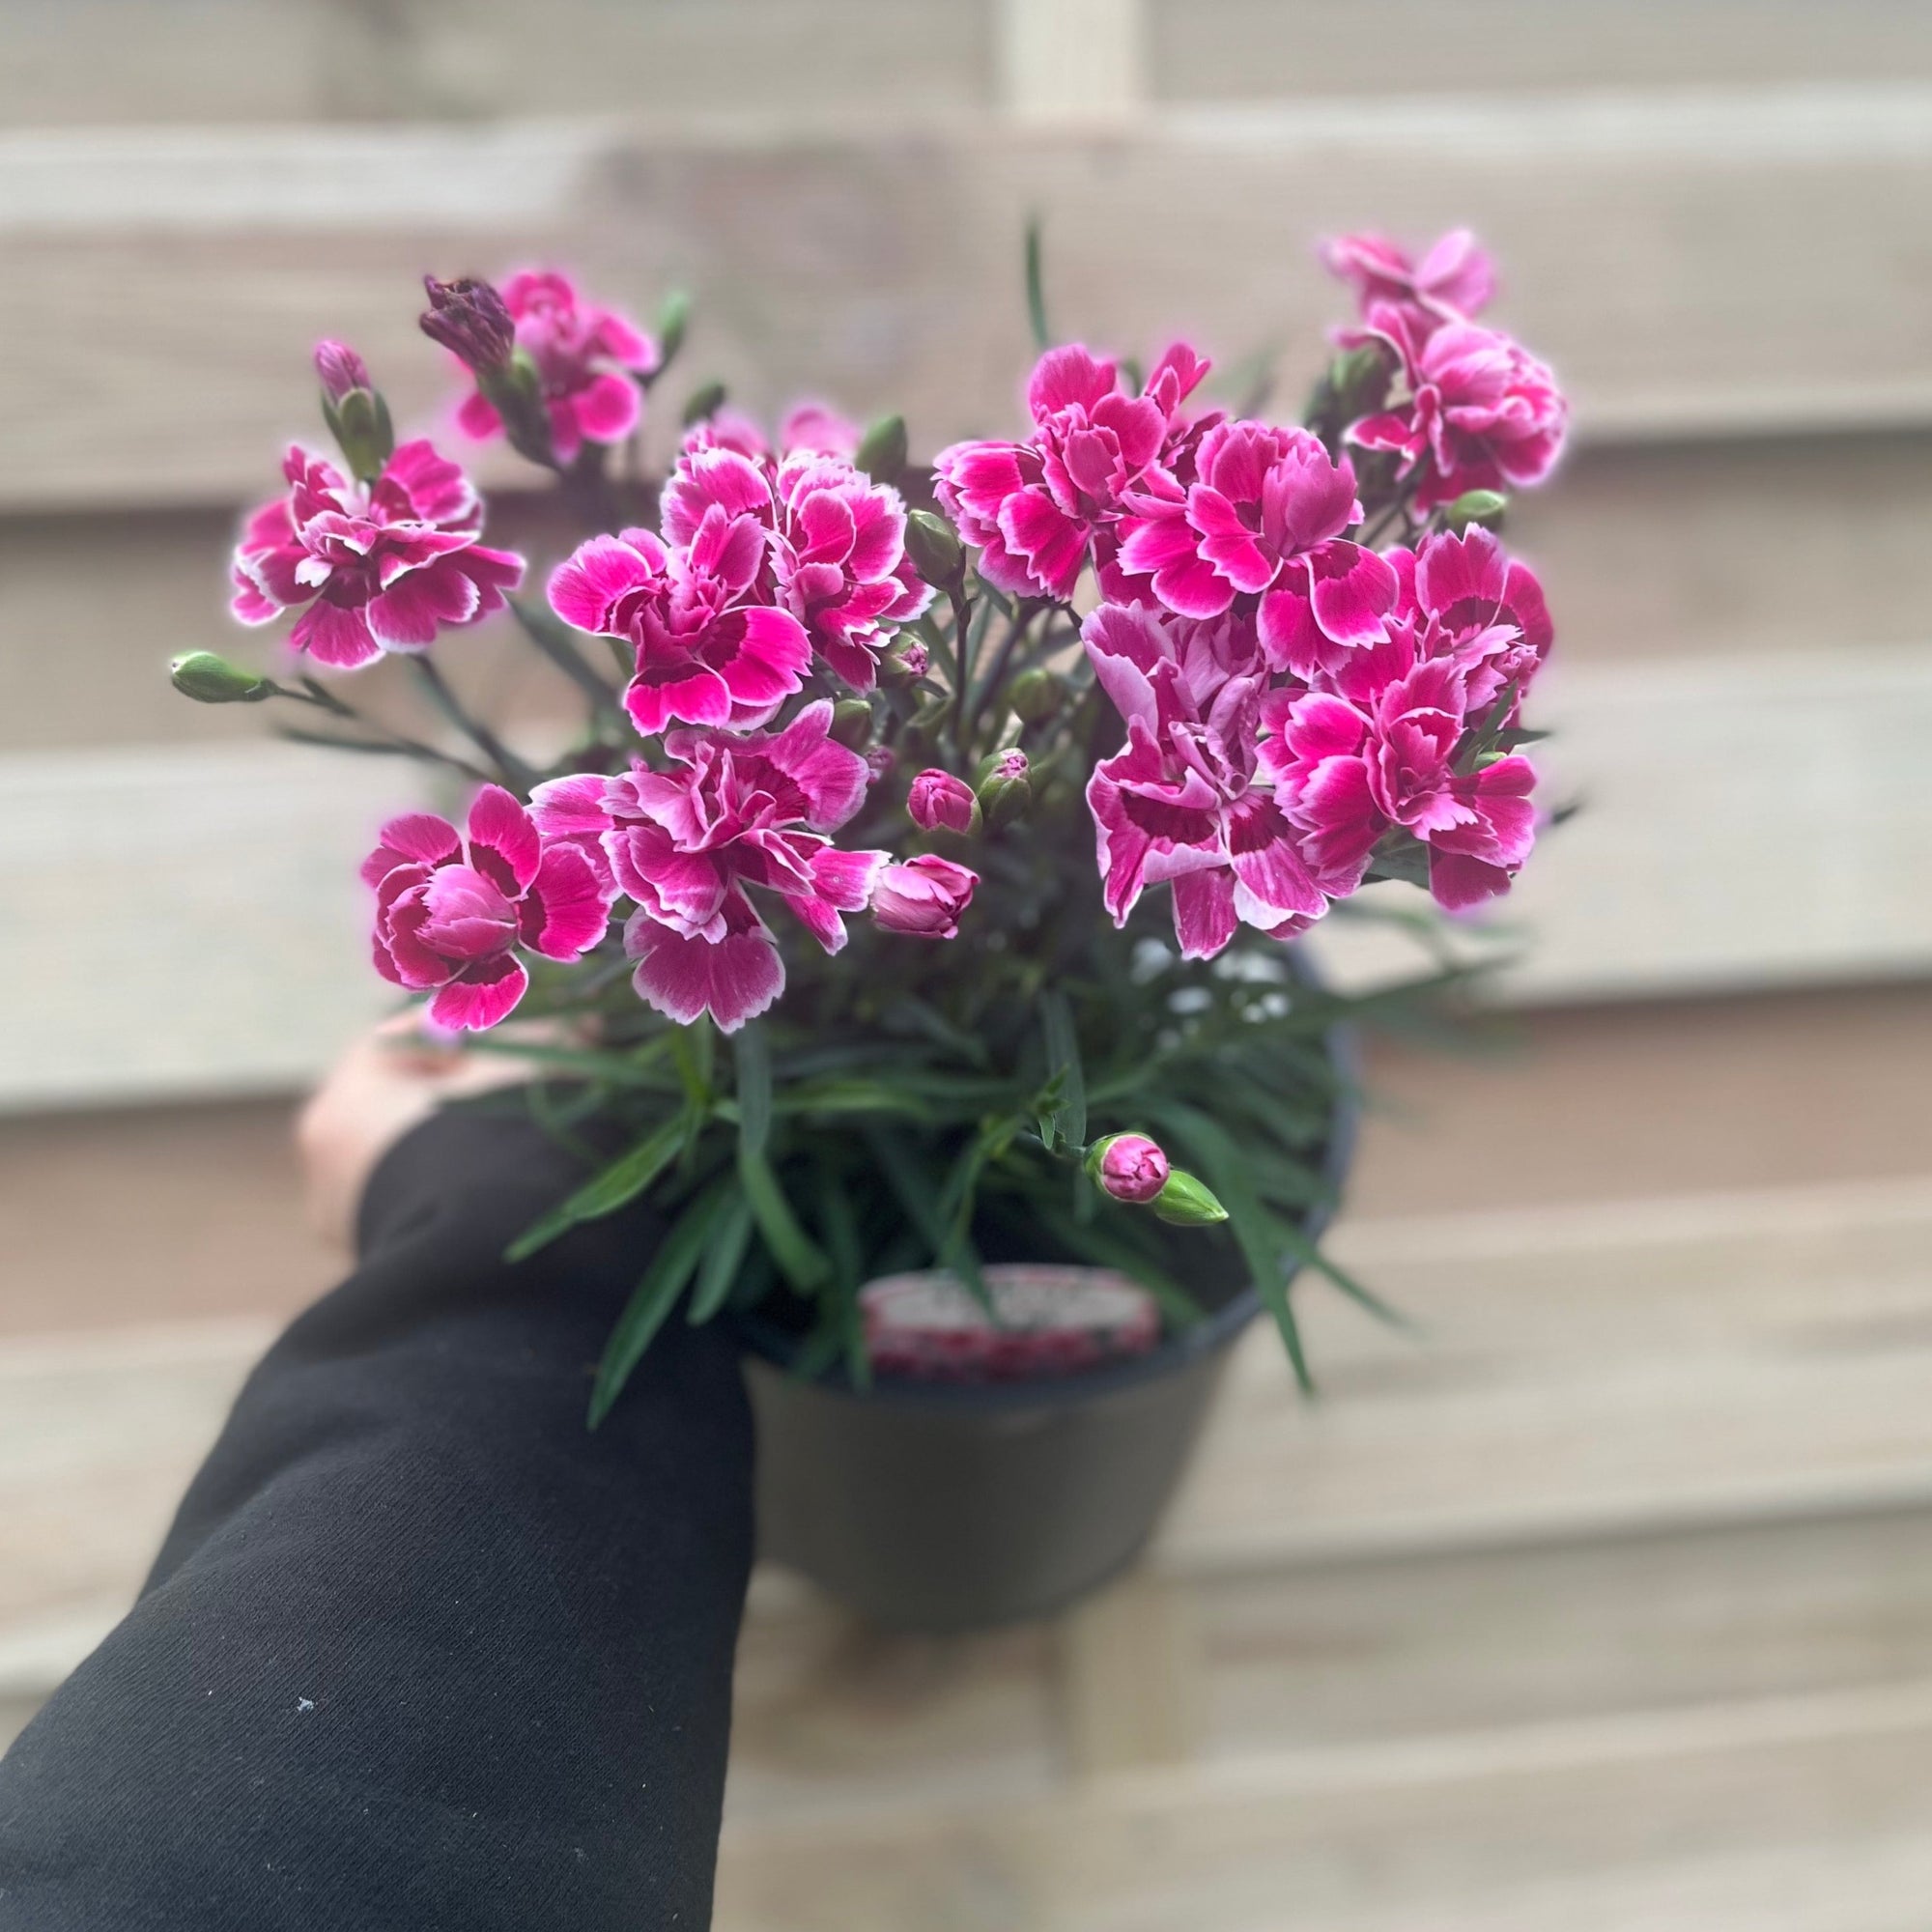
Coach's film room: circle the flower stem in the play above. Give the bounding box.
[411,655,535,790]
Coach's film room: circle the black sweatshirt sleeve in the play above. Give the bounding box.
[0,1104,754,1932]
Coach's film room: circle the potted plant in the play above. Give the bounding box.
[175,228,1566,1630]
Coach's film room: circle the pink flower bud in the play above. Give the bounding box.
[1090,1133,1170,1205]
[314,339,372,403]
[871,855,978,940]
[420,275,517,373]
[907,768,980,835]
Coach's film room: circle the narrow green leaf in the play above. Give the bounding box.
[687,1189,755,1325]
[733,1023,772,1156]
[861,1125,986,1301]
[1024,214,1051,351]
[588,1183,729,1426]
[670,1016,716,1106]
[1038,990,1087,1150]
[505,1113,685,1263]
[739,1147,831,1291]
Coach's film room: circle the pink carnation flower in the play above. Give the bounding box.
[934,342,1210,602]
[361,786,611,1032]
[1262,633,1538,910]
[1114,420,1399,674]
[1349,310,1569,515]
[530,700,885,1033]
[1389,526,1553,715]
[454,270,659,468]
[548,504,809,738]
[1321,229,1495,334]
[870,855,979,940]
[771,451,932,690]
[1083,601,1326,959]
[231,441,524,670]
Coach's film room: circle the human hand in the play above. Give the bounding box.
[296,1015,542,1250]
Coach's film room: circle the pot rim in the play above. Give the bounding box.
[731,1012,1361,1413]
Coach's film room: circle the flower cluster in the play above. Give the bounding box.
[549,414,931,742]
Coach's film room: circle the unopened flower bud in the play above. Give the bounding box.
[314,340,393,482]
[855,413,908,484]
[170,651,273,704]
[654,288,691,369]
[1151,1168,1229,1227]
[881,636,930,684]
[975,748,1032,829]
[830,698,874,751]
[903,509,964,588]
[419,275,517,374]
[680,381,726,428]
[1008,666,1063,724]
[872,855,978,940]
[1087,1133,1170,1205]
[1444,488,1509,534]
[314,340,372,405]
[907,767,980,836]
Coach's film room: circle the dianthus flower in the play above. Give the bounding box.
[231,441,524,669]
[362,786,611,1031]
[454,270,659,467]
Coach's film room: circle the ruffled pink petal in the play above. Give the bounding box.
[428,953,529,1032]
[573,370,642,445]
[807,843,888,914]
[455,390,502,440]
[1170,867,1238,960]
[290,598,382,668]
[519,844,611,960]
[549,534,662,637]
[626,909,784,1033]
[1429,849,1514,912]
[528,772,617,839]
[1224,797,1325,921]
[1028,345,1118,420]
[594,309,658,370]
[1303,540,1400,646]
[998,488,1089,600]
[363,571,453,652]
[716,606,812,711]
[625,664,734,736]
[455,545,526,611]
[663,450,776,547]
[361,811,461,887]
[382,440,478,528]
[466,784,542,895]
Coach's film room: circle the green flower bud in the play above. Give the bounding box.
[1443,489,1508,534]
[903,509,965,588]
[1007,665,1063,724]
[170,652,274,704]
[880,636,931,685]
[654,288,691,370]
[321,385,395,484]
[1151,1168,1229,1227]
[855,413,908,484]
[681,380,727,427]
[975,749,1032,829]
[829,698,874,751]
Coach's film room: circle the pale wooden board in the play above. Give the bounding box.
[0,743,434,1110]
[1151,0,1932,100]
[712,1682,1932,1930]
[0,0,995,130]
[10,95,1932,506]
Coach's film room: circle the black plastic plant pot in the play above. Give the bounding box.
[733,1022,1359,1634]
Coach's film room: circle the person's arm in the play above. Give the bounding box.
[0,1049,753,1932]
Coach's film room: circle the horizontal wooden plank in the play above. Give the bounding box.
[1152,2,1932,100]
[7,94,1932,507]
[0,0,994,131]
[713,1680,1932,1929]
[0,743,431,1110]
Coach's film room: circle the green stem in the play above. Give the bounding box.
[947,584,975,768]
[411,655,534,789]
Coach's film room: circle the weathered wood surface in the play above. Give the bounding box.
[8,94,1932,507]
